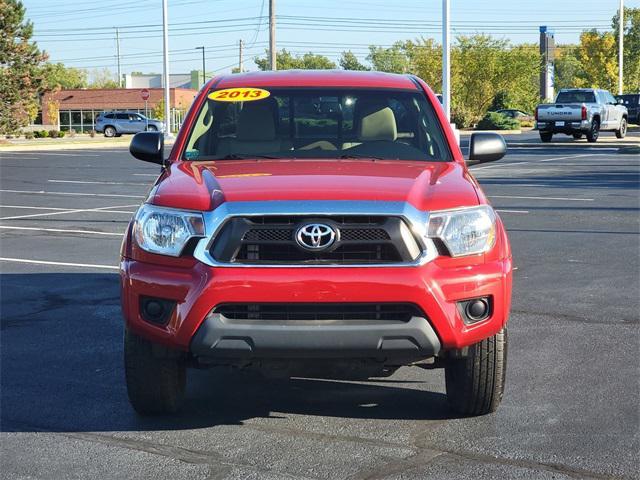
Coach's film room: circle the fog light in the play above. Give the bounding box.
[140,296,175,325]
[457,297,491,324]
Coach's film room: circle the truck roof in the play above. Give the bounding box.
[210,70,421,90]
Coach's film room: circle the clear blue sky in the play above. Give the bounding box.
[23,0,639,79]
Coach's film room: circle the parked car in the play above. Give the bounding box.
[122,70,512,417]
[615,94,640,125]
[95,112,163,137]
[535,88,628,142]
[496,109,533,122]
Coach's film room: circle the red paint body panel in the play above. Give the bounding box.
[124,70,512,358]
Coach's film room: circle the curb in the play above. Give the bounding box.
[0,140,174,152]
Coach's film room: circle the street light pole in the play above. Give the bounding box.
[442,0,450,122]
[162,0,172,138]
[196,46,205,86]
[269,0,276,70]
[618,0,624,95]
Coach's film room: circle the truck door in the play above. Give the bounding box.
[605,91,621,129]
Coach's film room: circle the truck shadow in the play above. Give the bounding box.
[1,273,454,434]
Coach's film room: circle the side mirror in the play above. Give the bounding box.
[130,131,165,166]
[468,132,506,163]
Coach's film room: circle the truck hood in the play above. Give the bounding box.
[148,159,480,212]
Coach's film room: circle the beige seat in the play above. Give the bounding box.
[342,100,397,149]
[216,102,285,156]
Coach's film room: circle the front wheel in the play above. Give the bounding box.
[124,328,186,415]
[615,118,627,139]
[539,132,553,142]
[104,126,116,138]
[586,119,600,142]
[445,328,507,416]
[146,125,158,132]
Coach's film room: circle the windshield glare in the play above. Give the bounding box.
[183,88,451,161]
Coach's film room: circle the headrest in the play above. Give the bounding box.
[237,101,276,141]
[355,100,397,142]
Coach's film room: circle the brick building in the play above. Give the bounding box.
[40,87,197,132]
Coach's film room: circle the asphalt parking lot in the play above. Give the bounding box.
[1,131,639,479]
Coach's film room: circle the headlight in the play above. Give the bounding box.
[133,204,205,257]
[428,205,496,257]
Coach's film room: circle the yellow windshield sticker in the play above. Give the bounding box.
[208,88,270,102]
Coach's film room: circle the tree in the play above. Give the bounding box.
[367,42,410,73]
[40,62,87,91]
[151,98,164,121]
[88,68,119,88]
[574,30,618,91]
[612,7,640,92]
[339,51,369,71]
[404,38,442,92]
[0,0,48,133]
[254,49,336,70]
[554,45,584,91]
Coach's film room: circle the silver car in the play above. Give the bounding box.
[95,112,164,137]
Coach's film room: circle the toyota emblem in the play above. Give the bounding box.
[295,223,336,250]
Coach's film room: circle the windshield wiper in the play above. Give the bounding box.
[339,154,385,160]
[212,153,281,160]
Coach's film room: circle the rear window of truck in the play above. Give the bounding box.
[555,91,596,103]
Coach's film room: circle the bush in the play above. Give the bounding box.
[24,131,34,140]
[476,112,520,130]
[57,130,65,138]
[39,130,49,138]
[89,129,96,138]
[519,119,534,128]
[68,128,76,137]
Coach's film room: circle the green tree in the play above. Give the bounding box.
[339,51,369,70]
[40,62,87,91]
[612,7,640,92]
[88,67,119,88]
[151,98,164,121]
[254,49,336,70]
[0,0,48,133]
[554,45,584,91]
[404,38,442,92]
[574,30,618,91]
[367,42,410,73]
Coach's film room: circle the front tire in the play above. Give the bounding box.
[104,126,116,138]
[445,328,507,416]
[539,132,553,142]
[615,118,627,139]
[124,328,186,415]
[586,119,600,142]
[146,125,158,132]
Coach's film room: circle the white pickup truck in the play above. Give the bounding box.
[535,88,628,142]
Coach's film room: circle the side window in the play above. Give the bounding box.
[116,113,129,120]
[104,113,113,119]
[606,92,617,105]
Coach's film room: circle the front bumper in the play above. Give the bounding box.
[121,245,512,360]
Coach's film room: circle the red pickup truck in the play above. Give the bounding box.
[121,70,512,417]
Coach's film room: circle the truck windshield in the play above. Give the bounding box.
[555,91,596,103]
[182,88,451,161]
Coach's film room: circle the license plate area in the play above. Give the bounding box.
[555,121,565,126]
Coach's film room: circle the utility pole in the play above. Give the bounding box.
[162,0,172,137]
[195,46,205,86]
[115,27,121,87]
[618,0,624,94]
[269,0,276,70]
[239,39,244,73]
[442,0,450,121]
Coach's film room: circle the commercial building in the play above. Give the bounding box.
[40,87,197,133]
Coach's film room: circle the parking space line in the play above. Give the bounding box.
[471,153,595,171]
[0,189,144,199]
[490,195,594,201]
[0,257,118,270]
[0,204,138,221]
[0,205,135,214]
[48,179,149,186]
[133,173,160,177]
[0,226,123,236]
[495,209,529,214]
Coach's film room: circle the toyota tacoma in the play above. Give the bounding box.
[121,70,513,416]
